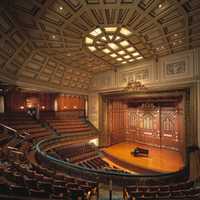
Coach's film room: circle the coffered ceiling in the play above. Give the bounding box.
[0,0,199,92]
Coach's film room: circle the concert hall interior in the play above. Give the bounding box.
[0,0,200,200]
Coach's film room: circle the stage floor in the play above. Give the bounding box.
[103,142,184,174]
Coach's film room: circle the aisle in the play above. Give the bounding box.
[98,183,123,200]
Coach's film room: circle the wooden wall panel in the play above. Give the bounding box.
[108,100,127,144]
[4,92,85,113]
[107,100,183,151]
[127,105,161,147]
[56,95,85,111]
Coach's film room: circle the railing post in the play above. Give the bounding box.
[96,182,100,200]
[109,179,112,200]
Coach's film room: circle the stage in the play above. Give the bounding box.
[102,142,184,174]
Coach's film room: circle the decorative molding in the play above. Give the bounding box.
[166,61,186,75]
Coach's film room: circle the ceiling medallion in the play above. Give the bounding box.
[124,80,147,92]
[84,27,144,66]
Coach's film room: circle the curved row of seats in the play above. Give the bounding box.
[0,113,53,141]
[0,112,98,200]
[126,180,200,200]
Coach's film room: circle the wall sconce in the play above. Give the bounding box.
[41,106,45,110]
[20,106,24,110]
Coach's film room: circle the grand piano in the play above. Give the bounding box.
[131,147,149,157]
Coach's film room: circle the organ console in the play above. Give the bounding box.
[131,147,149,157]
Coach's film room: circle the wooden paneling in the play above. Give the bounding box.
[108,100,127,144]
[127,105,161,147]
[56,95,85,111]
[4,91,85,112]
[107,100,184,151]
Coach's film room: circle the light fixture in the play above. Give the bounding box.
[128,59,135,62]
[102,48,111,54]
[158,4,162,8]
[136,56,143,60]
[90,28,102,37]
[116,58,123,61]
[108,43,119,50]
[115,36,121,41]
[88,46,96,52]
[120,40,130,47]
[110,53,117,58]
[118,50,126,55]
[52,35,56,39]
[126,47,135,52]
[101,36,107,41]
[124,55,131,59]
[104,27,117,32]
[20,106,25,110]
[108,35,114,40]
[59,6,63,11]
[85,37,93,44]
[122,61,127,64]
[41,106,45,110]
[132,52,140,57]
[120,27,132,36]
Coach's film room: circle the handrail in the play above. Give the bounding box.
[0,122,17,134]
[36,135,189,185]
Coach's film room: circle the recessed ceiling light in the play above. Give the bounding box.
[52,35,56,39]
[120,27,132,36]
[126,47,135,52]
[120,40,130,47]
[124,55,131,59]
[108,35,114,40]
[118,50,126,55]
[115,36,121,41]
[132,52,140,57]
[110,53,117,58]
[85,37,93,44]
[128,59,135,62]
[104,27,117,32]
[158,4,162,8]
[101,36,107,41]
[122,61,127,64]
[136,56,143,60]
[59,6,63,11]
[116,58,123,61]
[88,46,96,52]
[90,28,102,37]
[108,43,119,50]
[96,40,102,44]
[174,33,178,37]
[102,48,111,54]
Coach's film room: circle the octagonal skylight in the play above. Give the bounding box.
[85,27,144,66]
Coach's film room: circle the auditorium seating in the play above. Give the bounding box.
[125,180,200,200]
[55,143,98,162]
[0,112,200,200]
[0,112,53,141]
[79,157,110,170]
[40,112,93,135]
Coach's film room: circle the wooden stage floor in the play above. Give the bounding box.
[102,142,184,174]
